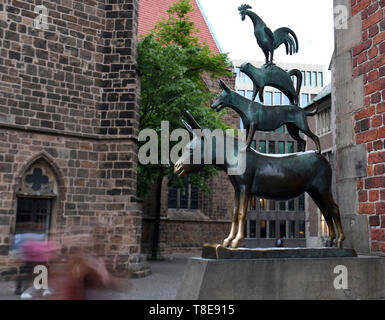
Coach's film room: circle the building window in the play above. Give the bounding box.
[288,199,295,211]
[16,198,51,235]
[312,72,317,87]
[306,71,311,86]
[269,200,276,211]
[260,220,267,238]
[299,220,306,238]
[280,220,287,238]
[250,140,256,150]
[269,220,276,238]
[283,94,290,105]
[318,72,323,87]
[298,194,305,211]
[301,93,309,107]
[260,198,268,211]
[316,108,331,135]
[259,140,266,153]
[276,126,285,133]
[287,141,294,153]
[274,92,282,105]
[168,183,199,210]
[289,221,295,239]
[249,220,256,238]
[279,201,286,211]
[268,141,276,154]
[278,141,285,154]
[237,89,245,96]
[246,90,254,100]
[301,71,306,86]
[265,91,273,105]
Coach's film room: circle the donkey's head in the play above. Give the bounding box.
[238,4,252,21]
[211,80,233,112]
[174,112,205,177]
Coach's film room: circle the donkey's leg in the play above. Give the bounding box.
[322,192,345,248]
[287,123,306,152]
[308,190,337,247]
[231,187,249,248]
[223,191,240,247]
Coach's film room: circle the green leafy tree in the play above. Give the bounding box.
[137,0,232,258]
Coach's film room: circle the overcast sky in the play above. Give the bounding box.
[198,0,335,83]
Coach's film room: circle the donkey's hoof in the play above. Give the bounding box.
[231,239,241,248]
[223,239,231,248]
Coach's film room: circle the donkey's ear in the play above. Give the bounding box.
[219,79,231,93]
[181,119,193,137]
[185,111,202,130]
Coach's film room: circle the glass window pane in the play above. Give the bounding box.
[259,140,266,153]
[301,71,306,86]
[274,92,282,105]
[280,202,286,211]
[312,72,317,87]
[287,141,294,153]
[289,221,295,239]
[268,141,275,154]
[260,199,267,211]
[288,199,295,211]
[249,220,256,238]
[180,186,189,209]
[299,220,306,238]
[301,93,309,107]
[269,220,276,238]
[278,141,285,154]
[246,90,253,100]
[250,140,256,150]
[260,220,267,238]
[283,94,290,105]
[280,220,287,238]
[235,67,240,79]
[240,118,244,130]
[168,187,178,209]
[277,126,285,133]
[306,71,311,86]
[237,90,245,96]
[269,200,276,211]
[318,72,323,87]
[265,91,273,105]
[190,186,199,209]
[299,194,305,211]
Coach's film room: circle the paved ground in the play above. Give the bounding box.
[0,256,189,300]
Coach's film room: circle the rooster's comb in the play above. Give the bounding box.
[238,4,252,12]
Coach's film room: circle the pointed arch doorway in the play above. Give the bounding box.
[14,157,61,240]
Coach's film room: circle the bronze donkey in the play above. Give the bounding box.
[174,112,345,249]
[211,80,320,153]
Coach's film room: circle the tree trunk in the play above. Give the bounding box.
[151,176,163,260]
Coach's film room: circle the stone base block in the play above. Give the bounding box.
[177,256,385,300]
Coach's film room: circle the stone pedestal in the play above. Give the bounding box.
[177,254,385,300]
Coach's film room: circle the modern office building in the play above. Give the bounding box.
[232,59,327,248]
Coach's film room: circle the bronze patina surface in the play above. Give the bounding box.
[211,80,320,153]
[174,113,345,250]
[238,4,299,65]
[240,62,302,105]
[202,243,357,260]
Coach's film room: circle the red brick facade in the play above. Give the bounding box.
[351,0,385,253]
[138,0,220,54]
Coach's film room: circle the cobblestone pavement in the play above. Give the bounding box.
[0,256,189,300]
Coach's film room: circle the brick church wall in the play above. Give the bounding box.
[0,0,142,273]
[350,0,385,253]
